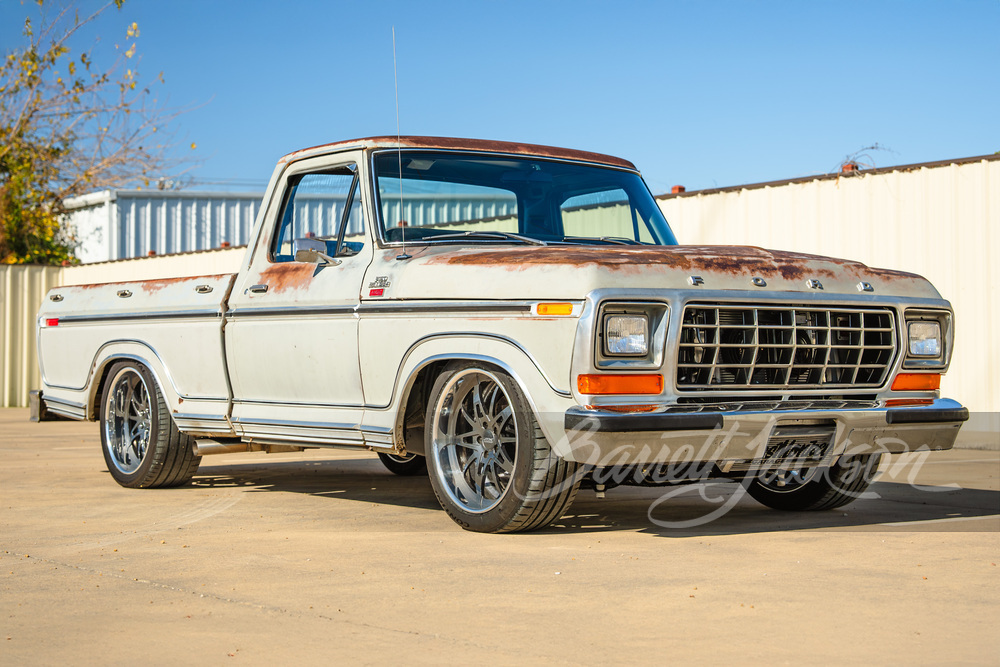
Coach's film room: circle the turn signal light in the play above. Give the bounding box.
[885,398,934,407]
[535,302,574,316]
[585,404,660,413]
[577,374,663,395]
[890,373,941,391]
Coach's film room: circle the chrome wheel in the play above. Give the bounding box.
[103,367,152,474]
[429,368,517,513]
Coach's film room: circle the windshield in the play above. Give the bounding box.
[373,151,678,246]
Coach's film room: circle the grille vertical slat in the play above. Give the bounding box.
[677,304,897,390]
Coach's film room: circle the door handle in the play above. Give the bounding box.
[248,284,268,294]
[195,284,214,294]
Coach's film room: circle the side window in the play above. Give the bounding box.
[272,166,365,262]
[560,189,654,243]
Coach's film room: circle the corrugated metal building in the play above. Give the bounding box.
[64,190,264,263]
[380,194,516,231]
[657,154,1000,426]
[64,189,518,264]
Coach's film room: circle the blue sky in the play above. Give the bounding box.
[3,0,998,194]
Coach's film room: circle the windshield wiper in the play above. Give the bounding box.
[425,231,548,246]
[559,236,646,246]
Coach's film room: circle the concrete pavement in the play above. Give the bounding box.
[2,408,998,664]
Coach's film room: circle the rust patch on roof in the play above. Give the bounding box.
[258,263,318,293]
[279,136,636,170]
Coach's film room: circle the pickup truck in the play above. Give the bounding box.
[34,136,969,532]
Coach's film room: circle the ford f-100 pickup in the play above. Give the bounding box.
[34,137,968,532]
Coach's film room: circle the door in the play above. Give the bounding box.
[226,156,373,445]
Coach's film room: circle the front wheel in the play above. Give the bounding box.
[746,453,882,511]
[424,362,580,533]
[99,361,201,488]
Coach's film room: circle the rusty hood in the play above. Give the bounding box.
[373,245,941,301]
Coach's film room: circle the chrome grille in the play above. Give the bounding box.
[677,304,896,390]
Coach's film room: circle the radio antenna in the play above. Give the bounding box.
[393,26,411,260]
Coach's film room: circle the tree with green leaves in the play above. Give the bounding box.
[0,0,190,264]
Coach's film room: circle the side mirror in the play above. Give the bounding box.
[293,238,341,266]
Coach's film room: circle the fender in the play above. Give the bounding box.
[48,340,231,426]
[363,333,578,458]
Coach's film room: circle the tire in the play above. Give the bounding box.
[424,362,580,533]
[377,451,427,476]
[99,361,201,488]
[746,453,882,511]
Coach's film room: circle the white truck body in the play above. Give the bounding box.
[34,137,968,532]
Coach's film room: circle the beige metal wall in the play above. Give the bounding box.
[0,265,63,407]
[658,157,1000,418]
[60,246,245,286]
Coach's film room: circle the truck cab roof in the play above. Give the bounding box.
[276,136,638,171]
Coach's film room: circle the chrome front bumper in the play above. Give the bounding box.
[559,398,968,466]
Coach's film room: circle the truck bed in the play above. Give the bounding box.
[36,274,236,427]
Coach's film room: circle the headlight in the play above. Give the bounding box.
[605,314,648,356]
[902,309,951,369]
[594,301,668,369]
[908,321,941,357]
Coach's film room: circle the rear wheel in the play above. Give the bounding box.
[99,361,201,488]
[377,452,427,476]
[425,362,580,533]
[746,453,882,511]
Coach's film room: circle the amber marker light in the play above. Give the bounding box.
[577,374,663,395]
[535,302,575,316]
[885,398,934,407]
[585,404,660,413]
[890,373,941,391]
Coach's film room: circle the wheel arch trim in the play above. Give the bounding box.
[376,334,576,454]
[86,344,181,421]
